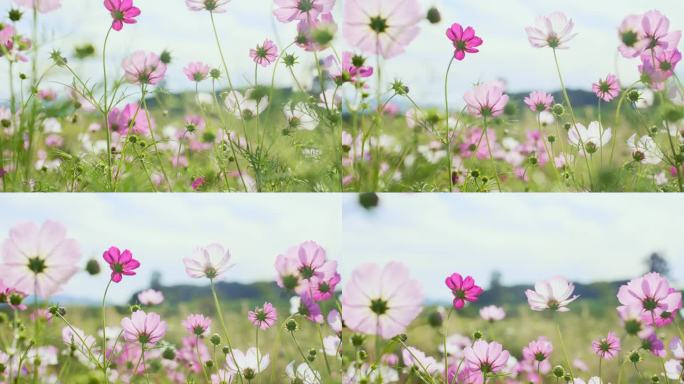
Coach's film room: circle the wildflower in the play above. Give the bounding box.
[524,91,554,112]
[249,39,278,67]
[310,269,340,301]
[183,61,210,82]
[182,313,212,337]
[592,74,620,102]
[618,15,645,58]
[402,346,440,374]
[617,273,681,317]
[592,332,621,360]
[445,272,483,310]
[446,23,483,61]
[226,348,270,380]
[525,276,579,312]
[525,12,577,49]
[122,51,167,85]
[247,302,278,330]
[104,0,141,32]
[328,51,374,84]
[341,262,423,339]
[108,103,149,136]
[185,0,230,12]
[637,10,681,52]
[103,246,140,283]
[183,243,233,279]
[191,177,205,190]
[627,134,663,165]
[464,340,510,382]
[13,0,61,13]
[295,12,337,51]
[0,221,81,297]
[479,305,505,322]
[283,103,319,131]
[273,0,334,23]
[568,122,612,155]
[121,310,167,345]
[224,89,268,119]
[641,331,666,357]
[137,289,164,305]
[464,82,509,118]
[343,0,422,59]
[524,337,554,362]
[286,361,321,383]
[295,293,324,323]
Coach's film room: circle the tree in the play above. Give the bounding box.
[644,252,670,277]
[150,271,163,290]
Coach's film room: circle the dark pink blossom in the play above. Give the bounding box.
[104,0,141,32]
[446,23,483,61]
[102,246,140,283]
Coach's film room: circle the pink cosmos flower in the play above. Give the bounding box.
[343,0,422,59]
[618,15,645,58]
[273,0,335,23]
[446,23,483,61]
[13,0,61,13]
[642,331,666,357]
[247,302,278,330]
[182,313,212,337]
[185,0,230,13]
[328,52,374,84]
[464,82,509,118]
[294,293,324,323]
[137,289,164,305]
[108,103,149,136]
[104,0,141,32]
[295,12,337,52]
[191,177,205,190]
[327,309,342,333]
[122,51,167,85]
[183,243,233,279]
[617,273,681,317]
[464,340,510,383]
[641,48,682,87]
[524,91,554,112]
[592,332,620,360]
[250,39,278,67]
[103,246,140,283]
[402,347,439,374]
[0,282,27,311]
[523,337,553,362]
[121,310,166,345]
[637,10,681,53]
[525,276,578,312]
[1,221,81,297]
[341,261,423,339]
[274,241,331,292]
[178,336,211,373]
[592,74,620,102]
[479,305,505,322]
[0,23,15,46]
[445,273,483,310]
[525,12,577,49]
[310,269,341,302]
[183,62,210,82]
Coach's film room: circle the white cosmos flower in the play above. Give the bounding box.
[525,276,579,312]
[568,121,611,155]
[286,361,321,384]
[226,347,269,377]
[284,103,319,131]
[627,134,663,165]
[182,243,233,279]
[323,335,340,357]
[525,12,577,49]
[137,289,165,305]
[224,89,268,119]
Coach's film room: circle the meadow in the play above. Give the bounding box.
[1,0,682,192]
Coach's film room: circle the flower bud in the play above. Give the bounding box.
[472,330,483,340]
[358,350,368,361]
[49,50,67,66]
[585,142,598,154]
[160,50,172,65]
[651,374,660,383]
[627,90,640,103]
[629,350,642,363]
[48,305,66,317]
[552,365,565,378]
[426,7,441,24]
[129,304,141,313]
[548,135,556,143]
[205,360,214,368]
[209,68,221,79]
[552,104,565,117]
[633,151,645,162]
[85,258,101,275]
[285,319,299,332]
[427,310,443,328]
[351,334,366,347]
[162,347,176,360]
[222,346,231,355]
[9,8,23,22]
[210,333,221,346]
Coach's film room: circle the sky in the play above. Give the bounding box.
[0,194,343,303]
[342,194,684,302]
[1,0,683,105]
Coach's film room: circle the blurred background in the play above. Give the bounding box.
[1,0,683,105]
[343,193,684,305]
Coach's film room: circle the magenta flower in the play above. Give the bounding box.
[445,273,483,310]
[524,91,554,112]
[592,332,620,360]
[122,51,167,85]
[191,177,205,191]
[641,48,682,84]
[102,246,140,283]
[523,337,553,362]
[446,23,483,61]
[104,0,140,32]
[182,313,212,337]
[464,82,509,118]
[310,270,341,302]
[642,331,666,357]
[0,220,81,297]
[183,62,210,82]
[296,293,324,323]
[341,262,423,339]
[464,340,510,382]
[592,74,620,102]
[525,276,578,312]
[250,39,278,67]
[525,12,577,49]
[343,0,422,59]
[108,103,149,136]
[617,273,681,317]
[121,310,167,345]
[185,0,230,13]
[273,0,334,23]
[13,0,61,13]
[247,302,278,330]
[328,52,374,84]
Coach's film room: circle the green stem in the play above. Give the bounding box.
[102,27,114,190]
[483,116,502,191]
[210,280,244,383]
[444,56,455,192]
[101,279,113,384]
[141,89,172,191]
[555,317,574,380]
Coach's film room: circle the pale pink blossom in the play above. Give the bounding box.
[137,289,164,305]
[121,310,167,345]
[122,51,167,85]
[247,302,278,330]
[592,332,621,360]
[479,305,505,322]
[185,0,230,13]
[182,313,212,337]
[13,0,61,13]
[464,82,509,118]
[592,74,620,102]
[183,62,210,82]
[464,340,510,383]
[249,39,278,67]
[524,91,554,112]
[273,0,335,23]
